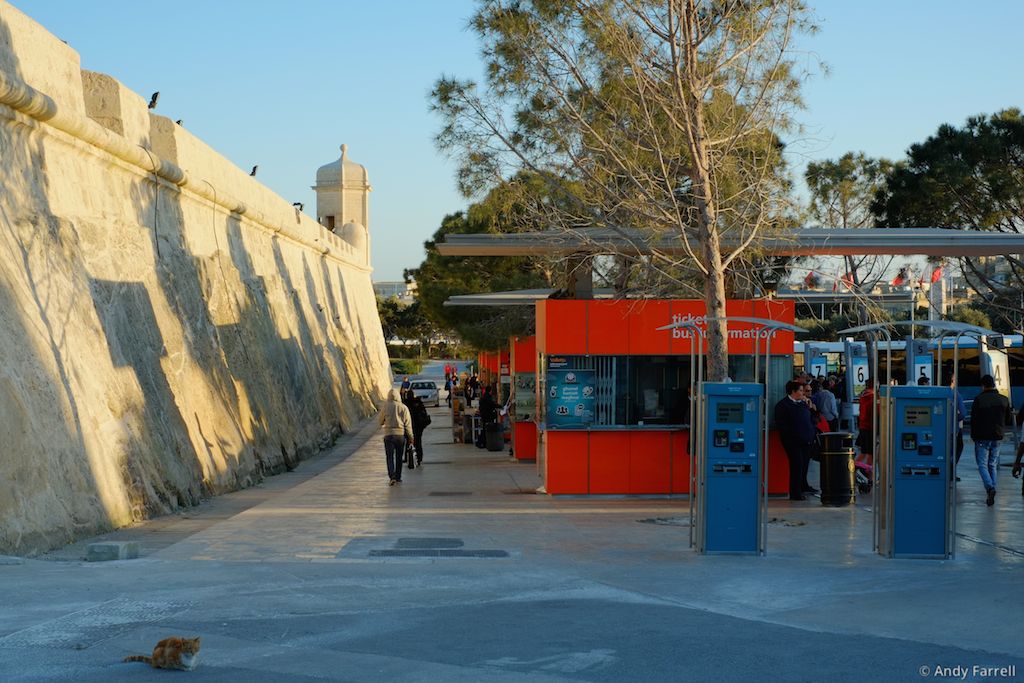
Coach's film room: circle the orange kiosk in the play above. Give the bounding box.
[476,350,510,401]
[510,336,538,460]
[535,298,796,495]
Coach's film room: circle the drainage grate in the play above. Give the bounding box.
[502,489,537,495]
[396,538,463,549]
[428,491,472,496]
[369,549,509,558]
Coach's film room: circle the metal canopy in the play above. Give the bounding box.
[837,320,998,336]
[437,227,1024,258]
[775,291,914,304]
[443,288,616,307]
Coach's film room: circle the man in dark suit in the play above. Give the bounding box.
[774,380,819,501]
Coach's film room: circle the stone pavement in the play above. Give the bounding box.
[2,406,1023,682]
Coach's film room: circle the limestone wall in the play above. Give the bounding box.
[0,2,392,554]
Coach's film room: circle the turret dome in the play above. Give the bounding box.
[315,144,370,188]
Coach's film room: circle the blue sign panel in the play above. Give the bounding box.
[546,369,596,428]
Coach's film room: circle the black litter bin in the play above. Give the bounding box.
[818,432,856,507]
[484,422,504,451]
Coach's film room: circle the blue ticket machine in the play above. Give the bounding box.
[699,383,764,554]
[878,385,954,559]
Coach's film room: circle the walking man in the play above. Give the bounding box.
[378,388,413,485]
[970,375,1013,506]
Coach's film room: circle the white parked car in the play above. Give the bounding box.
[409,380,440,407]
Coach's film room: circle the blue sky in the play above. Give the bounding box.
[9,1,1024,281]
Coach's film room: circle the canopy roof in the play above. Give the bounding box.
[437,228,1024,258]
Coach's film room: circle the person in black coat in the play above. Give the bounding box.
[476,386,498,448]
[774,380,819,501]
[408,395,431,466]
[479,386,498,424]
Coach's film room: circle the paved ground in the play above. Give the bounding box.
[2,406,1023,682]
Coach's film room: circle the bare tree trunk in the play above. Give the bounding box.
[691,134,729,380]
[682,11,730,382]
[703,235,730,381]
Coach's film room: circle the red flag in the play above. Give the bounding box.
[804,270,819,288]
[930,266,943,283]
[841,272,855,288]
[891,267,907,286]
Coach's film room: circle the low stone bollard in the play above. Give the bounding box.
[86,541,140,562]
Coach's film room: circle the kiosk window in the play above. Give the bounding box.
[716,403,744,424]
[904,406,931,427]
[542,354,791,428]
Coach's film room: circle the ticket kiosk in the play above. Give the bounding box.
[877,385,955,559]
[697,382,764,554]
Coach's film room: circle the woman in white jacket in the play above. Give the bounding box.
[379,388,414,485]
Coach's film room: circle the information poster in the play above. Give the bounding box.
[850,357,869,398]
[981,345,1011,398]
[806,346,826,380]
[513,373,536,422]
[546,369,596,428]
[809,360,827,380]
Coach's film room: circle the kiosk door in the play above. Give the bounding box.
[700,383,763,554]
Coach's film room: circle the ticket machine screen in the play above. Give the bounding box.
[716,403,744,424]
[903,406,931,427]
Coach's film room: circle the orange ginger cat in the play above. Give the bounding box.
[123,636,201,670]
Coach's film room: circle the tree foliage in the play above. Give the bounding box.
[871,109,1024,329]
[803,152,894,325]
[406,177,557,350]
[432,0,813,380]
[376,297,440,353]
[794,313,855,341]
[946,305,993,332]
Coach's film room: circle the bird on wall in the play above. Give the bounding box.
[148,91,159,109]
[175,119,182,126]
[250,165,258,176]
[292,202,304,211]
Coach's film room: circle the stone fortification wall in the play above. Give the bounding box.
[0,2,391,554]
